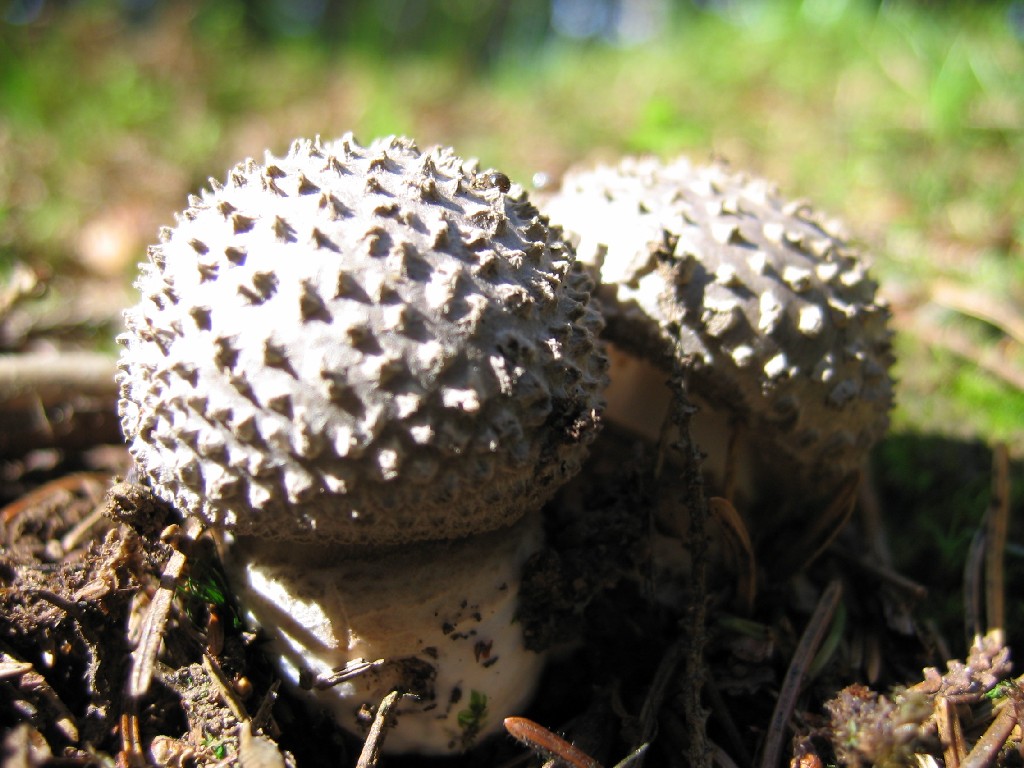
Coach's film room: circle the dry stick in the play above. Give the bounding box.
[931,280,1024,347]
[857,462,894,567]
[250,680,281,734]
[709,741,744,768]
[313,657,388,690]
[0,351,118,406]
[120,700,146,768]
[59,502,110,554]
[0,351,120,457]
[23,587,90,627]
[758,579,843,768]
[0,660,33,679]
[668,367,711,768]
[960,699,1020,768]
[121,536,205,768]
[893,308,1024,392]
[611,743,650,768]
[356,690,403,768]
[128,517,205,699]
[0,471,110,525]
[935,695,966,768]
[633,637,689,768]
[0,398,122,457]
[704,676,754,768]
[984,443,1010,643]
[708,497,757,615]
[200,646,248,723]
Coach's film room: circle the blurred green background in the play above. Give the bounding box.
[0,0,1022,448]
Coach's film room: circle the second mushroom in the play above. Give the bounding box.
[543,155,894,527]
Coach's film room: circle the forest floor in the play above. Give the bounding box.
[1,2,1023,766]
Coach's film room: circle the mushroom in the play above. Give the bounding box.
[116,134,607,753]
[542,155,893,513]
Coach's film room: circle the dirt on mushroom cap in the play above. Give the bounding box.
[117,134,608,545]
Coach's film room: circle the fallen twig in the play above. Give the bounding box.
[313,657,389,690]
[935,695,965,768]
[0,351,118,406]
[59,501,110,554]
[705,676,753,768]
[759,580,843,768]
[668,365,711,768]
[634,636,688,767]
[708,497,757,614]
[0,351,121,456]
[893,307,1024,392]
[611,743,649,768]
[857,461,894,566]
[356,690,404,768]
[931,280,1024,348]
[128,517,205,699]
[201,646,248,723]
[250,680,280,735]
[960,696,1019,768]
[119,700,146,768]
[0,471,110,526]
[710,740,743,768]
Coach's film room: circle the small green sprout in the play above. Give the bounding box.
[202,735,228,760]
[176,554,243,630]
[457,690,488,748]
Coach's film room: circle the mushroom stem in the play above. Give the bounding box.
[221,512,547,755]
[602,342,756,503]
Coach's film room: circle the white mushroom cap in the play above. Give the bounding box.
[223,511,545,755]
[117,135,607,545]
[543,156,893,495]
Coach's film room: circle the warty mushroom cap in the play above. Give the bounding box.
[542,155,893,494]
[117,134,607,546]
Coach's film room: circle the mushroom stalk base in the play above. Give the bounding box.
[222,512,546,755]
